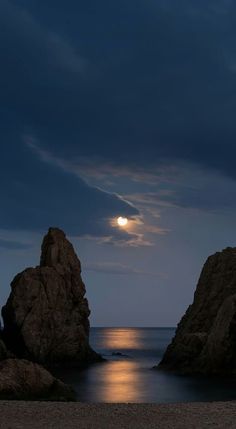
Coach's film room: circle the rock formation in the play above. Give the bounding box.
[2,227,101,366]
[0,359,75,400]
[0,336,12,361]
[158,247,236,374]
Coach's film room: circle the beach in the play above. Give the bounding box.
[1,401,236,429]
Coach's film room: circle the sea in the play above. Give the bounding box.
[56,327,236,403]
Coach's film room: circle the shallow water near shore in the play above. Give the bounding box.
[54,327,236,403]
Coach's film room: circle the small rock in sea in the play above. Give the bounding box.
[112,352,130,358]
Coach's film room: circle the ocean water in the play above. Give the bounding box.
[56,327,236,403]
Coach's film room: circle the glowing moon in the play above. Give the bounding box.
[117,216,128,227]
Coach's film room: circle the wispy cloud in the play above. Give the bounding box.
[0,229,34,250]
[83,261,162,276]
[78,232,153,247]
[24,136,179,186]
[125,192,177,208]
[25,136,171,244]
[25,135,138,216]
[22,136,158,247]
[0,239,32,250]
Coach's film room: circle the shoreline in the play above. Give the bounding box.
[1,401,236,428]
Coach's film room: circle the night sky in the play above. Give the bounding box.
[1,0,236,326]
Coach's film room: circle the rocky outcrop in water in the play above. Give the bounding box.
[2,227,100,366]
[158,247,236,374]
[0,359,75,400]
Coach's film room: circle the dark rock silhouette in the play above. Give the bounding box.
[2,227,101,366]
[0,359,75,400]
[158,247,236,374]
[112,352,130,358]
[0,337,12,360]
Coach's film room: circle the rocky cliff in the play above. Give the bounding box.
[2,227,100,366]
[158,247,236,374]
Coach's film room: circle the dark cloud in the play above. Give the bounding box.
[2,0,236,180]
[1,0,236,244]
[0,124,139,240]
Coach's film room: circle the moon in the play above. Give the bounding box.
[117,216,128,227]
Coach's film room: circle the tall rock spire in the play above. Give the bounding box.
[2,228,101,365]
[40,228,81,272]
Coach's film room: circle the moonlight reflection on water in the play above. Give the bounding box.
[54,328,236,403]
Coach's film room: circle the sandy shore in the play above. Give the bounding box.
[1,401,236,429]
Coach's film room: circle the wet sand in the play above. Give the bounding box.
[1,401,236,429]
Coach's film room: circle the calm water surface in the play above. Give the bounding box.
[55,328,236,403]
